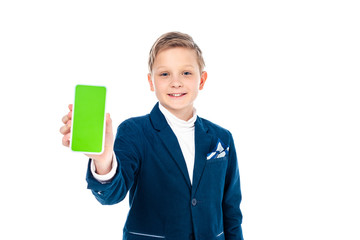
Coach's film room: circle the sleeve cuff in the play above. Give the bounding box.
[90,153,118,184]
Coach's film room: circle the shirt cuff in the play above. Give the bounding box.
[90,153,117,183]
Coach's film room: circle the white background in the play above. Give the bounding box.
[1,0,359,239]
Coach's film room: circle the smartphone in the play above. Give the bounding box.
[71,84,107,154]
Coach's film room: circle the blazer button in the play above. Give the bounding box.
[192,198,197,206]
[189,233,195,240]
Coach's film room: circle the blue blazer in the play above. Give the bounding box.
[86,103,244,240]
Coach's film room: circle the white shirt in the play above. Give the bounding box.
[91,104,197,184]
[158,103,196,184]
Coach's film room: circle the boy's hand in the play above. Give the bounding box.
[60,104,114,175]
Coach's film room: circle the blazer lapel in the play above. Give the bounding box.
[149,103,192,189]
[192,117,215,195]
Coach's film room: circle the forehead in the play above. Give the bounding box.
[153,47,198,68]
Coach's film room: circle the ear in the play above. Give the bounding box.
[199,71,207,90]
[147,73,155,91]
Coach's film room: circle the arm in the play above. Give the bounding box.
[90,153,117,183]
[60,104,132,205]
[60,104,115,176]
[222,133,244,240]
[86,120,142,205]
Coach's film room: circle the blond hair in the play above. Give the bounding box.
[148,32,205,73]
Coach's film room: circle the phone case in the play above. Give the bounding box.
[70,84,107,154]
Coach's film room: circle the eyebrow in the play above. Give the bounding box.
[155,65,196,70]
[182,65,195,68]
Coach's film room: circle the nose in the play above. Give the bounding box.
[170,75,183,88]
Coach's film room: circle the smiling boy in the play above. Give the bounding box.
[60,32,244,240]
[147,46,207,121]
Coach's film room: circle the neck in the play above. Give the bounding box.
[160,105,194,121]
[159,103,196,122]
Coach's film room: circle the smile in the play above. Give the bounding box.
[168,93,186,97]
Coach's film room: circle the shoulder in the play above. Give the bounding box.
[122,114,150,125]
[117,114,151,133]
[198,117,233,141]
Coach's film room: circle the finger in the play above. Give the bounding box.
[105,113,113,133]
[62,132,71,147]
[67,110,72,119]
[104,114,114,154]
[62,104,73,123]
[60,120,71,135]
[67,104,73,119]
[62,114,69,124]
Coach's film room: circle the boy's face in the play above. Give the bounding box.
[148,47,207,121]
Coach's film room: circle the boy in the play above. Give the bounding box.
[60,32,244,240]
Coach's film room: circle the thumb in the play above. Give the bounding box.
[105,113,113,133]
[103,112,114,153]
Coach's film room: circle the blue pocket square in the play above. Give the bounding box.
[207,139,229,160]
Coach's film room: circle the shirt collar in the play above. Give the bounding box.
[159,103,197,131]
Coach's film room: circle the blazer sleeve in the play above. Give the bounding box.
[86,119,142,205]
[222,132,244,240]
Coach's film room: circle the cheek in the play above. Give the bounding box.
[153,79,167,92]
[187,82,200,96]
[190,79,201,90]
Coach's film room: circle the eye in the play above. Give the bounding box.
[160,72,169,77]
[183,71,192,76]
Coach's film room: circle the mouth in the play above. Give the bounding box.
[168,93,187,97]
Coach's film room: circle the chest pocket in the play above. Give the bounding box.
[205,156,228,180]
[206,156,228,163]
[200,156,228,199]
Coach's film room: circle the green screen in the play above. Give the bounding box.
[71,85,106,153]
